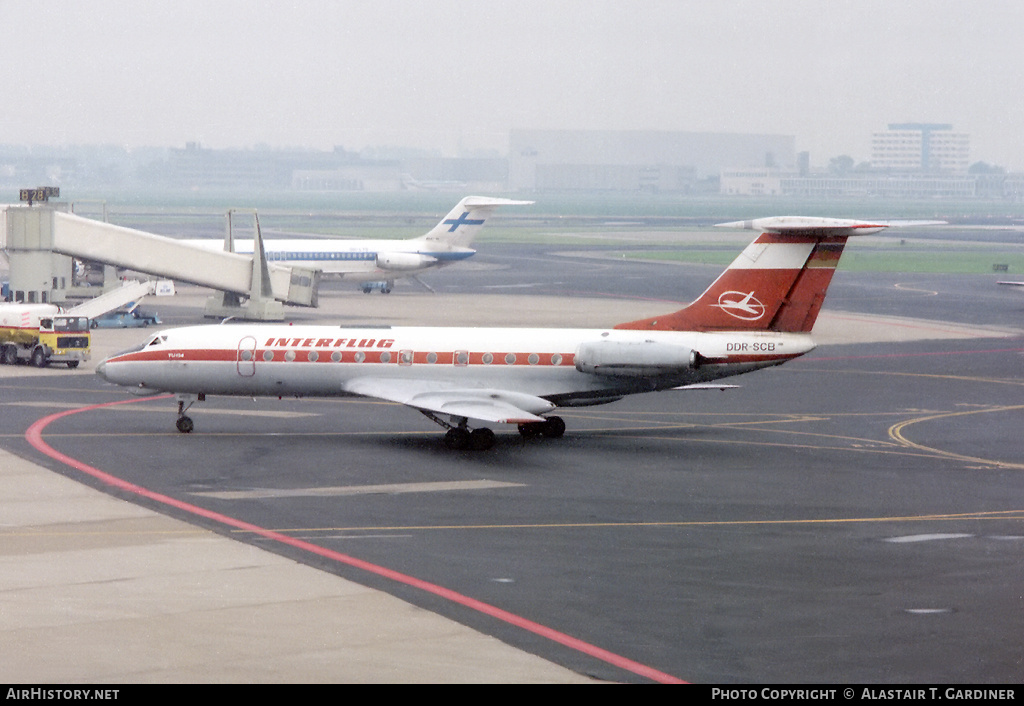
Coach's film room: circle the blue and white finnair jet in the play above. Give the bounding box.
[183,196,532,292]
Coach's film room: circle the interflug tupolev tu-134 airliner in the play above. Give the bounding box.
[97,216,894,450]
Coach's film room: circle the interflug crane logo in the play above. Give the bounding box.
[715,291,766,321]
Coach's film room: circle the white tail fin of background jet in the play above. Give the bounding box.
[416,196,534,249]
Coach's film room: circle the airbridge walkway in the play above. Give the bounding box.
[1,206,319,320]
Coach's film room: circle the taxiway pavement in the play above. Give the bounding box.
[3,244,1024,682]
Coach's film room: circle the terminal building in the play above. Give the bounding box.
[508,129,795,193]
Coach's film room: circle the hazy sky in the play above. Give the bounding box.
[3,0,1022,169]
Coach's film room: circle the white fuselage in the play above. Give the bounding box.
[181,239,474,277]
[97,323,815,413]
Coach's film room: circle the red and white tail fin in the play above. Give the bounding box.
[615,217,888,334]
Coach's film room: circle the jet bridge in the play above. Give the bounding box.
[2,206,319,320]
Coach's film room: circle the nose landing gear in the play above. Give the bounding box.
[174,394,203,434]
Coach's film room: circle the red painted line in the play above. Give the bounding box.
[24,396,685,684]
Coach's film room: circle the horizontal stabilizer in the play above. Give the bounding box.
[716,217,890,237]
[461,196,535,209]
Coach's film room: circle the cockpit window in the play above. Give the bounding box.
[111,334,166,359]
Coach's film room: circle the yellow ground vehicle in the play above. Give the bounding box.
[0,303,91,368]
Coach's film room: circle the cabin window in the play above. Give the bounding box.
[307,351,318,362]
[551,353,562,365]
[482,353,493,365]
[528,353,539,365]
[354,351,365,363]
[379,351,392,363]
[284,350,296,362]
[263,350,274,362]
[331,351,342,362]
[504,353,516,365]
[426,352,437,364]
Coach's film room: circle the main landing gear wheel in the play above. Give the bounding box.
[444,427,496,451]
[176,416,194,434]
[469,427,495,450]
[444,427,471,450]
[518,416,566,439]
[423,411,497,451]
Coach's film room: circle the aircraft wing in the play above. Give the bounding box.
[342,377,555,424]
[997,281,1024,288]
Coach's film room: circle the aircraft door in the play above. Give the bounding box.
[237,336,257,377]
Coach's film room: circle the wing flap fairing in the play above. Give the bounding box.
[343,377,554,424]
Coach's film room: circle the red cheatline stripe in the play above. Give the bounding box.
[24,396,686,684]
[110,348,580,367]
